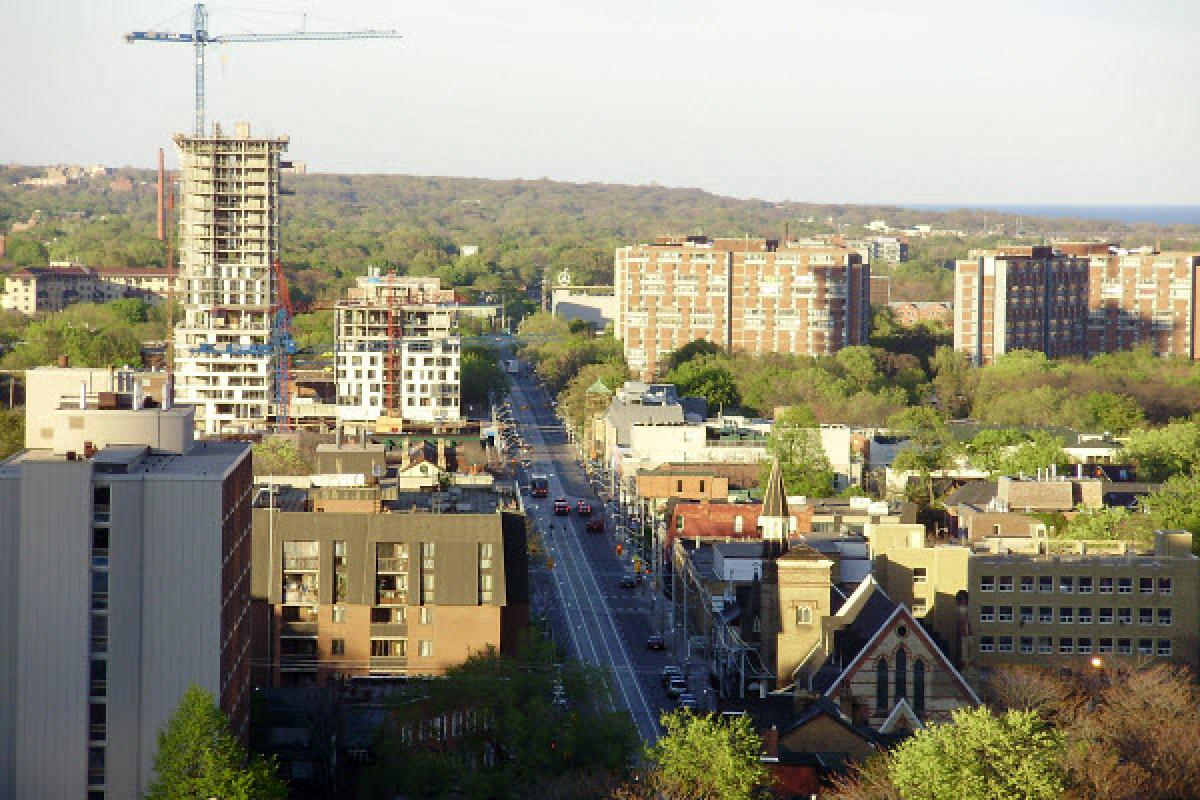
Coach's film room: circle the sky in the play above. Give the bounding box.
[3,0,1199,204]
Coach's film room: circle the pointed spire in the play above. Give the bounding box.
[762,458,789,520]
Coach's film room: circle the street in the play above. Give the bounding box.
[506,369,682,744]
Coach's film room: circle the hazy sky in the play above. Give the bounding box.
[3,0,1199,204]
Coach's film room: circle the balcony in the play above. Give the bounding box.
[283,588,318,605]
[282,621,317,636]
[376,557,409,573]
[283,556,319,571]
[377,590,408,605]
[370,656,408,672]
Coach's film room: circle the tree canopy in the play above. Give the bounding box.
[146,685,286,800]
[644,710,772,800]
[764,405,836,498]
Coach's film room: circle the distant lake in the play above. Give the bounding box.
[902,204,1200,227]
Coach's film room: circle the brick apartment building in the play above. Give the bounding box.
[1061,244,1200,359]
[614,236,870,379]
[953,246,1089,365]
[0,368,252,800]
[251,507,528,687]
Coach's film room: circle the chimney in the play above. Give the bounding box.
[761,726,779,759]
[58,354,70,368]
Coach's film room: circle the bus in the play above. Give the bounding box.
[530,474,549,498]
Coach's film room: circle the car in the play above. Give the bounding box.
[575,500,592,516]
[586,518,604,532]
[619,574,638,589]
[666,677,687,698]
[646,634,665,651]
[553,498,570,516]
[520,459,532,468]
[661,666,683,687]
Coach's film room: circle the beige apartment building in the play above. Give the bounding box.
[1,264,170,315]
[953,246,1089,365]
[614,236,870,379]
[870,523,1200,676]
[251,508,527,686]
[1066,245,1200,359]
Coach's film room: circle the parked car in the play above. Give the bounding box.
[646,634,665,651]
[553,498,570,516]
[661,666,683,687]
[666,677,688,698]
[575,500,592,516]
[586,518,604,532]
[619,574,638,589]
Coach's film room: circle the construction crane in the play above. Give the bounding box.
[125,2,401,136]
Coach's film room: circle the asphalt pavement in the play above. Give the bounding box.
[505,371,682,744]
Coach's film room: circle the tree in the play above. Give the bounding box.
[460,346,507,406]
[1058,506,1152,544]
[827,754,902,800]
[886,707,1064,800]
[1082,391,1145,434]
[0,408,23,460]
[1123,420,1200,481]
[1142,470,1200,540]
[4,233,48,266]
[644,710,772,800]
[889,407,955,505]
[664,357,740,410]
[765,405,835,497]
[930,346,974,418]
[666,338,722,371]
[252,437,313,476]
[146,685,287,800]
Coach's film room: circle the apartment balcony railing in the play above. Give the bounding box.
[376,558,409,573]
[377,590,408,606]
[283,556,319,571]
[283,588,318,605]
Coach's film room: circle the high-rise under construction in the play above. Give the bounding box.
[173,122,288,435]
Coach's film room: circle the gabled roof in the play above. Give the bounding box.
[821,604,980,705]
[878,698,923,734]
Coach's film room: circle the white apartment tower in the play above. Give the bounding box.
[173,123,288,435]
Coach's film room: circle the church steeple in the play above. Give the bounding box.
[760,459,791,550]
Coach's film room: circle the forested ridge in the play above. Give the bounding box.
[5,165,1200,307]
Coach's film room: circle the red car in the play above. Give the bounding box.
[575,500,593,516]
[586,518,604,532]
[553,498,570,516]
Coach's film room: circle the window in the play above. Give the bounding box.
[980,575,995,592]
[1078,576,1093,594]
[913,659,926,716]
[90,614,108,654]
[980,605,995,623]
[89,703,106,742]
[1039,606,1053,623]
[1139,577,1154,595]
[1059,637,1074,654]
[420,607,433,625]
[479,543,494,570]
[1117,638,1132,655]
[1039,576,1053,593]
[1059,576,1074,594]
[331,639,345,656]
[1020,576,1034,593]
[913,567,928,584]
[1058,608,1074,625]
[998,636,1014,653]
[92,528,109,567]
[796,606,813,625]
[1098,638,1113,654]
[1020,606,1034,623]
[1098,608,1113,624]
[422,542,436,570]
[479,573,494,604]
[1158,577,1173,596]
[1019,636,1034,654]
[1078,607,1092,625]
[1099,577,1114,594]
[1077,637,1093,654]
[89,659,106,698]
[998,576,1013,592]
[419,640,434,658]
[1118,577,1133,594]
[1138,639,1154,656]
[332,606,346,624]
[1139,608,1153,626]
[913,601,927,615]
[1158,609,1172,626]
[1118,608,1132,625]
[91,571,109,611]
[1158,639,1172,657]
[980,637,995,653]
[875,657,889,712]
[998,606,1013,622]
[88,747,105,787]
[699,480,706,493]
[370,639,407,657]
[1038,636,1053,654]
[676,480,684,493]
[734,516,744,533]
